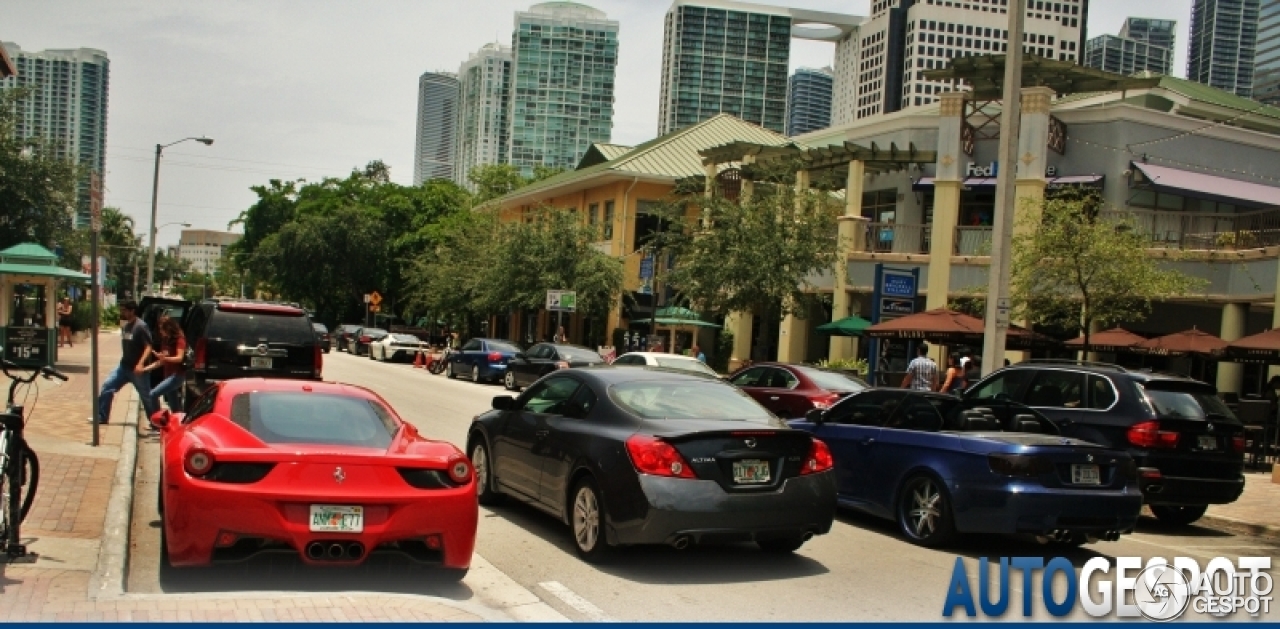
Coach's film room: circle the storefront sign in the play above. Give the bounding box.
[881,298,915,316]
[966,162,1058,177]
[4,327,48,366]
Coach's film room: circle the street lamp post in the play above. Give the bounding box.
[146,136,213,297]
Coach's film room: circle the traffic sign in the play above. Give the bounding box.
[370,304,381,313]
[370,291,383,306]
[546,290,577,312]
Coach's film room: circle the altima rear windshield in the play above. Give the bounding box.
[207,313,315,345]
[230,392,396,448]
[609,381,775,423]
[557,347,603,362]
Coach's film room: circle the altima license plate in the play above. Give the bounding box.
[250,357,272,369]
[733,459,771,484]
[309,505,363,533]
[1071,464,1101,485]
[1198,435,1218,451]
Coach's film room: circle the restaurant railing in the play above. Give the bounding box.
[861,223,931,254]
[1099,207,1280,250]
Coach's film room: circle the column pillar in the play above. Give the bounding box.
[926,92,967,312]
[831,160,867,361]
[1220,303,1248,394]
[740,154,756,203]
[725,311,753,371]
[778,308,809,364]
[1013,86,1055,234]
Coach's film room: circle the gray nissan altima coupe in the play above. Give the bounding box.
[466,367,838,562]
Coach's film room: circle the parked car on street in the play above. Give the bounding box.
[443,338,522,384]
[502,343,605,391]
[728,362,868,418]
[152,378,476,579]
[790,389,1142,547]
[964,360,1245,526]
[333,324,362,353]
[313,323,331,354]
[371,333,428,362]
[467,368,836,561]
[352,328,388,357]
[610,352,719,378]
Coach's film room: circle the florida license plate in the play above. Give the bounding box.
[309,505,363,533]
[1071,464,1101,485]
[1198,435,1218,451]
[250,357,272,369]
[733,459,771,484]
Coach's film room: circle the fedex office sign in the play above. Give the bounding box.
[966,162,1058,177]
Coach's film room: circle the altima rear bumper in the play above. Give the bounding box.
[610,473,837,546]
[952,483,1143,535]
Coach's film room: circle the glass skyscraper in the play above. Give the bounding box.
[507,2,619,177]
[785,67,833,136]
[0,42,109,228]
[1255,1,1280,104]
[413,71,459,185]
[1084,18,1175,76]
[454,43,513,188]
[1188,0,1261,98]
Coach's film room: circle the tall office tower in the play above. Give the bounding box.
[1253,1,1280,104]
[657,0,859,135]
[1084,18,1175,76]
[1188,0,1261,98]
[413,71,459,185]
[785,67,833,136]
[453,43,513,187]
[507,2,619,177]
[831,0,1087,125]
[0,42,109,227]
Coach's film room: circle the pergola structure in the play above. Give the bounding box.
[922,54,1161,101]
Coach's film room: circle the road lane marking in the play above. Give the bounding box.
[539,581,613,621]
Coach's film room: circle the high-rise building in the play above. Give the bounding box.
[657,0,860,136]
[453,43,513,187]
[507,2,619,177]
[831,1,1087,125]
[0,42,109,228]
[1188,0,1261,98]
[785,67,833,136]
[1254,1,1280,104]
[177,229,240,276]
[413,72,459,185]
[1084,18,1175,76]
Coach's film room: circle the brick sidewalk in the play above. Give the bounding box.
[0,332,495,622]
[1202,471,1280,539]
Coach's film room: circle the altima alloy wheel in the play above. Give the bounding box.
[908,480,942,538]
[573,486,600,551]
[472,446,488,497]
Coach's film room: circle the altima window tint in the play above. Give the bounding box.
[231,392,394,448]
[523,377,581,414]
[610,381,776,423]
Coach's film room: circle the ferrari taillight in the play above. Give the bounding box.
[184,448,215,477]
[447,456,472,485]
[194,337,207,370]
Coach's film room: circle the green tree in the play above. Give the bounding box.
[1010,191,1205,348]
[468,164,526,203]
[0,89,78,250]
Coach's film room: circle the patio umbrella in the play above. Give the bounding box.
[1064,327,1146,352]
[654,306,702,320]
[1221,328,1280,364]
[816,315,872,336]
[1136,327,1227,356]
[652,317,721,328]
[864,308,1055,349]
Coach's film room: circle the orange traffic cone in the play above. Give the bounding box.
[413,352,424,368]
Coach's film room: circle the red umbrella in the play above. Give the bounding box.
[864,308,1055,349]
[1136,327,1227,356]
[1064,327,1146,352]
[1221,328,1280,364]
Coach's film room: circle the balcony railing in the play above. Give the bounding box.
[955,226,992,255]
[862,223,930,254]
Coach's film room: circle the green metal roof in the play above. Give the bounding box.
[1154,76,1280,121]
[0,243,90,281]
[493,114,793,205]
[0,243,57,261]
[0,262,91,281]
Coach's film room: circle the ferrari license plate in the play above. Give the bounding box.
[1071,464,1101,485]
[309,505,364,533]
[733,459,771,484]
[1198,435,1218,451]
[250,357,272,369]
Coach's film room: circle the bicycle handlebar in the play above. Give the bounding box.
[0,358,68,382]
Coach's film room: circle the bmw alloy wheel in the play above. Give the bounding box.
[898,475,954,547]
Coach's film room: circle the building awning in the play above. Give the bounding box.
[0,263,92,281]
[912,175,1103,190]
[1131,162,1280,208]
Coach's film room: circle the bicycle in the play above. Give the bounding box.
[0,358,67,558]
[428,347,457,375]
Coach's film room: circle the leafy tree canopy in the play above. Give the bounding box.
[0,89,78,251]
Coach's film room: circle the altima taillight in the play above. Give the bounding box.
[625,435,696,479]
[184,448,215,477]
[194,337,207,370]
[1127,420,1180,449]
[801,438,834,475]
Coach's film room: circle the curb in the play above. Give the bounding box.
[87,387,139,600]
[1198,513,1280,542]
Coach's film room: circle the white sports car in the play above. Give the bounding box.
[609,351,720,377]
[371,333,428,362]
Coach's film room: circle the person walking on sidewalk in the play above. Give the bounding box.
[901,343,939,392]
[145,313,187,413]
[93,301,159,425]
[57,297,74,347]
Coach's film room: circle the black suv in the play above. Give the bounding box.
[965,360,1244,526]
[179,299,323,406]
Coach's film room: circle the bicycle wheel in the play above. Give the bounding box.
[3,440,19,551]
[18,445,37,523]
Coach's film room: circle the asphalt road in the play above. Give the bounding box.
[127,351,1280,621]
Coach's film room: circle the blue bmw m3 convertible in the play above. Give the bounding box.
[788,390,1143,547]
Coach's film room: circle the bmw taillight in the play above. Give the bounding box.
[801,438,834,475]
[1232,436,1246,453]
[487,351,502,363]
[625,435,696,479]
[194,337,207,370]
[1127,420,1180,449]
[184,448,215,477]
[447,456,472,485]
[314,345,323,378]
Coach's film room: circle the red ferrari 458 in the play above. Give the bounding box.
[151,378,477,579]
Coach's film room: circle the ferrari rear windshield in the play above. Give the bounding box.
[230,392,397,448]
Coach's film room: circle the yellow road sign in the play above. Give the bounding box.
[370,290,382,305]
[370,304,381,313]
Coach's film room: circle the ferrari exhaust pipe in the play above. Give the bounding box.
[306,542,324,560]
[327,543,344,560]
[671,536,690,550]
[346,543,365,561]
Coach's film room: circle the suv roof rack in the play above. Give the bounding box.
[1019,359,1128,372]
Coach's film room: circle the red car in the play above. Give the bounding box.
[728,362,869,418]
[151,378,477,579]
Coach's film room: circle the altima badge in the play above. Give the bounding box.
[334,467,345,484]
[744,439,757,448]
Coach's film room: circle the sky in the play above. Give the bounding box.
[8,0,1192,249]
